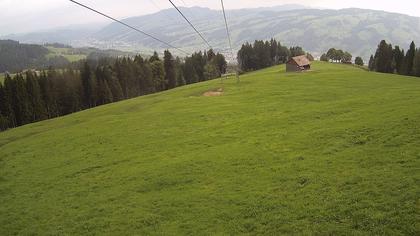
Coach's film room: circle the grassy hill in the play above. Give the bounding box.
[0,62,419,235]
[45,46,86,62]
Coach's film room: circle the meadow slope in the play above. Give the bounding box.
[0,62,419,235]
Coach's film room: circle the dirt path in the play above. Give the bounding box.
[203,88,223,97]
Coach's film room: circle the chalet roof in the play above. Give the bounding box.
[288,55,311,66]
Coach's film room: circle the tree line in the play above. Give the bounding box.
[0,49,226,131]
[320,48,355,64]
[0,40,70,73]
[368,40,420,77]
[237,39,310,72]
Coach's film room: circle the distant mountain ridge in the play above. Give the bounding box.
[3,5,420,59]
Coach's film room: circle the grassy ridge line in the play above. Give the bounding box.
[0,62,419,235]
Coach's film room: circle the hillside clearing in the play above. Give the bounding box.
[0,62,419,235]
[46,46,86,62]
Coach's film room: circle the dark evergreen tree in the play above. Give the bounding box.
[412,49,420,77]
[95,67,113,105]
[269,38,279,64]
[175,57,186,86]
[373,40,393,73]
[41,69,59,118]
[196,52,207,81]
[204,63,219,80]
[405,41,416,75]
[207,49,216,62]
[103,65,123,101]
[149,51,160,63]
[393,46,405,74]
[151,60,166,91]
[13,74,31,126]
[164,50,177,89]
[26,71,47,121]
[212,53,227,76]
[368,55,375,71]
[2,75,16,127]
[254,40,272,68]
[290,46,305,57]
[81,61,96,108]
[0,83,8,130]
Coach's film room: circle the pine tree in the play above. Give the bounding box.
[368,55,375,71]
[374,40,393,73]
[81,61,97,108]
[270,38,278,64]
[149,51,160,63]
[204,63,219,80]
[2,75,16,127]
[95,72,113,106]
[41,70,59,118]
[175,57,186,86]
[151,60,166,91]
[102,65,123,101]
[412,49,420,77]
[191,52,206,82]
[290,46,305,57]
[212,53,227,76]
[13,74,31,126]
[26,71,46,121]
[164,50,176,89]
[183,57,198,84]
[405,41,416,75]
[207,49,216,62]
[0,83,9,130]
[393,46,405,74]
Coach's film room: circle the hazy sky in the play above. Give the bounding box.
[1,0,420,35]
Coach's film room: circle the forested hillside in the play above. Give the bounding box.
[0,40,69,73]
[0,49,226,130]
[0,40,138,73]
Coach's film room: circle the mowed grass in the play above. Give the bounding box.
[1,62,419,235]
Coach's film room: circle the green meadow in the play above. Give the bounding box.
[0,62,419,235]
[46,46,86,62]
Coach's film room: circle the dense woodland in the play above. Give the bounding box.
[237,39,309,72]
[368,40,420,77]
[0,49,226,131]
[0,40,70,73]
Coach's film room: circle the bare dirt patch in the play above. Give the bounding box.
[203,88,224,97]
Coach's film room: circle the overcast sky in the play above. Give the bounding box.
[1,0,420,35]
